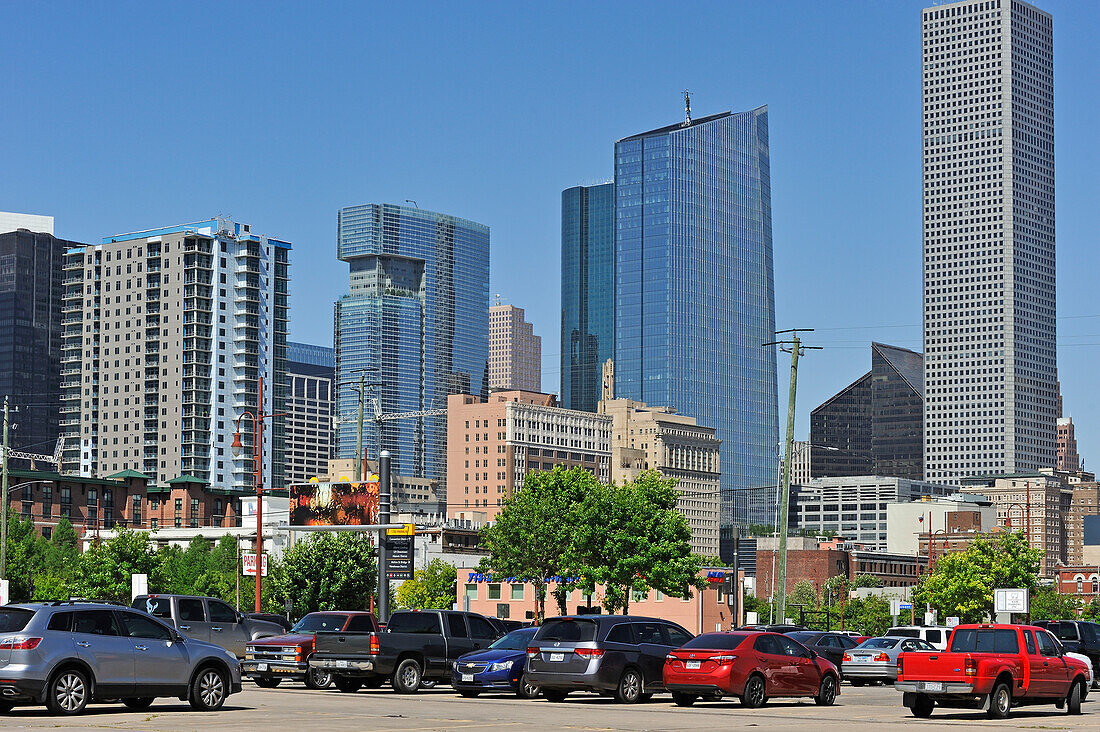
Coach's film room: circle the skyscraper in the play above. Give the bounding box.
[922,0,1056,483]
[489,303,541,392]
[614,106,779,545]
[285,342,335,486]
[335,203,489,498]
[560,183,614,413]
[60,218,290,493]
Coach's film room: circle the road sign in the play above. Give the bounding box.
[242,552,269,577]
[891,599,914,615]
[994,588,1028,613]
[946,616,960,627]
[386,523,415,536]
[385,535,413,580]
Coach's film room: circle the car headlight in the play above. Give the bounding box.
[489,661,512,672]
[453,661,460,671]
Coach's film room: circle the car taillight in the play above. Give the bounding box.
[0,637,42,650]
[527,647,539,658]
[665,654,675,663]
[711,655,737,663]
[574,648,605,658]
[843,652,852,662]
[896,655,903,680]
[369,633,380,655]
[875,653,889,662]
[964,658,977,677]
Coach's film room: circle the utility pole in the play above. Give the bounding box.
[1,396,9,581]
[763,329,820,625]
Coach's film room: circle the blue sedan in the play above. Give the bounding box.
[452,627,540,698]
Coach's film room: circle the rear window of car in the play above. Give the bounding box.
[681,633,747,650]
[949,629,1019,654]
[294,613,349,632]
[133,597,172,618]
[535,619,597,643]
[0,609,34,633]
[861,638,900,649]
[1050,622,1079,641]
[787,632,817,644]
[386,612,441,635]
[887,627,920,638]
[925,630,943,644]
[1081,623,1098,643]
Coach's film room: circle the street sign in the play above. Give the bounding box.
[994,588,1028,613]
[891,599,914,615]
[385,535,413,580]
[242,552,269,577]
[386,523,415,536]
[946,616,960,627]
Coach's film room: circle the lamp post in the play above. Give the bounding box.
[931,528,947,569]
[231,376,286,613]
[1005,501,1029,548]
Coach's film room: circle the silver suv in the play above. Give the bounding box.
[0,603,242,715]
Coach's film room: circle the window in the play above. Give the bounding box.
[346,615,376,632]
[447,614,469,638]
[1024,630,1036,655]
[487,584,501,600]
[606,624,634,644]
[208,601,237,623]
[386,612,441,635]
[468,615,497,640]
[121,612,172,640]
[73,610,121,636]
[665,624,693,647]
[1036,631,1058,657]
[777,635,812,658]
[536,619,597,643]
[178,598,206,622]
[510,584,524,601]
[464,584,478,602]
[753,635,782,655]
[47,612,73,632]
[925,629,943,644]
[633,622,664,645]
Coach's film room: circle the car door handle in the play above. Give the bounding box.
[135,645,149,651]
[1043,661,1049,666]
[212,627,223,632]
[179,625,191,631]
[76,641,90,648]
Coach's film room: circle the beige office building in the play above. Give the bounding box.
[488,304,541,392]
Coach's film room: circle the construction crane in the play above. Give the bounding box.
[2,437,63,471]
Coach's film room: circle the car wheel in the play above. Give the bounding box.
[614,668,644,704]
[815,675,837,706]
[459,690,479,698]
[420,679,437,689]
[850,679,865,687]
[254,677,281,689]
[46,668,89,715]
[516,673,540,699]
[1067,681,1082,715]
[334,678,362,693]
[392,659,422,694]
[909,694,934,718]
[672,692,697,707]
[543,690,569,703]
[188,666,228,711]
[741,673,766,708]
[305,669,333,690]
[987,681,1011,719]
[123,697,155,710]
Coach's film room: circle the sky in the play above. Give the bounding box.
[3,1,1098,466]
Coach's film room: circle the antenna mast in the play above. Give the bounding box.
[682,89,692,127]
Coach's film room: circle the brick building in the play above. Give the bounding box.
[1066,482,1100,566]
[917,510,1004,564]
[488,304,541,392]
[145,475,244,530]
[4,468,144,538]
[1056,567,1100,601]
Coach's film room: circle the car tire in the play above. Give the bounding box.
[46,667,90,715]
[334,678,362,693]
[543,689,569,703]
[672,692,697,707]
[741,673,766,708]
[516,673,540,699]
[459,691,479,698]
[1067,681,1082,715]
[305,668,332,690]
[188,666,228,711]
[987,681,1012,719]
[420,680,437,689]
[614,668,644,704]
[909,694,934,718]
[392,659,422,694]
[254,677,281,689]
[123,697,155,710]
[815,675,837,706]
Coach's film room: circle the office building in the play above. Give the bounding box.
[1057,417,1080,474]
[789,441,812,488]
[285,342,335,486]
[811,343,925,480]
[1,229,79,461]
[560,183,614,413]
[888,496,996,556]
[489,303,540,392]
[922,0,1057,483]
[0,211,54,235]
[60,217,290,497]
[1066,482,1100,566]
[446,391,611,523]
[335,203,489,502]
[614,106,779,547]
[755,536,926,597]
[600,397,721,556]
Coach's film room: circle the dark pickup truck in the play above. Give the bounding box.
[310,610,503,693]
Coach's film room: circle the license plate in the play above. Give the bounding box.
[549,653,565,662]
[256,662,268,671]
[856,656,871,663]
[462,674,474,682]
[336,660,348,669]
[921,681,943,692]
[685,661,701,670]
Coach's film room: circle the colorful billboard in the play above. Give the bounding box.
[289,476,379,526]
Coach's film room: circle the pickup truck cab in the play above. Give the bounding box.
[886,626,951,651]
[895,624,1090,718]
[309,610,503,693]
[242,611,380,689]
[132,595,284,658]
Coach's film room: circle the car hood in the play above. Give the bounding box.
[183,636,240,663]
[248,633,314,647]
[456,648,525,665]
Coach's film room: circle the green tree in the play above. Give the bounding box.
[848,596,893,636]
[789,579,818,610]
[274,532,376,616]
[480,467,594,622]
[71,528,158,602]
[395,559,457,610]
[1029,586,1083,621]
[570,472,704,614]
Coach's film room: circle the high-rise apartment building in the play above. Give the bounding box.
[1,229,78,460]
[560,183,614,413]
[614,107,779,548]
[446,391,611,523]
[285,342,335,486]
[922,0,1056,483]
[60,218,290,494]
[489,304,540,392]
[335,204,489,499]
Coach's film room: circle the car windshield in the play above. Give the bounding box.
[490,628,537,650]
[292,614,347,632]
[535,619,597,643]
[0,609,33,633]
[680,633,747,650]
[859,638,900,649]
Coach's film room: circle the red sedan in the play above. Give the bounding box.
[663,631,839,708]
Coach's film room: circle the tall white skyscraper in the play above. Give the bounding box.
[922,0,1056,483]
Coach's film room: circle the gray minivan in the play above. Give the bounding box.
[525,616,693,703]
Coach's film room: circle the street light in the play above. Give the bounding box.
[1005,500,1030,548]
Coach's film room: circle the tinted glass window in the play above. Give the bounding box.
[951,629,1018,653]
[925,630,942,644]
[1051,623,1079,641]
[73,610,121,636]
[839,636,859,648]
[683,633,746,650]
[860,638,899,649]
[666,625,693,647]
[788,632,818,645]
[46,612,73,632]
[490,628,538,650]
[634,622,665,645]
[536,619,597,643]
[887,627,919,638]
[208,601,237,623]
[1080,623,1098,643]
[606,624,634,644]
[1024,630,1036,655]
[447,614,468,637]
[121,612,172,640]
[777,636,811,657]
[386,612,442,635]
[345,615,376,632]
[468,615,497,640]
[0,609,34,632]
[295,614,352,632]
[178,599,206,622]
[1035,630,1057,657]
[135,597,172,618]
[818,635,839,648]
[753,635,782,655]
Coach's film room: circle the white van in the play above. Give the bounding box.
[885,625,951,651]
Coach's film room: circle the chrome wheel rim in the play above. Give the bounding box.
[622,672,640,701]
[822,677,836,703]
[56,673,86,712]
[996,688,1009,713]
[400,666,418,689]
[312,670,332,687]
[199,670,224,707]
[522,678,538,697]
[748,677,764,705]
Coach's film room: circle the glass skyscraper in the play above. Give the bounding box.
[335,203,489,497]
[614,107,779,546]
[560,183,614,412]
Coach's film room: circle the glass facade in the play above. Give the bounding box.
[613,107,779,543]
[335,204,489,497]
[810,373,874,477]
[560,183,614,412]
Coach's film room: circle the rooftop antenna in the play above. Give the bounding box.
[682,89,692,127]
[494,293,502,306]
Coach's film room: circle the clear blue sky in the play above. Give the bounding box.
[3,1,1098,466]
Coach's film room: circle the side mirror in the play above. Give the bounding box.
[174,632,186,643]
[809,650,817,659]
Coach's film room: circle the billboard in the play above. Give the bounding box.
[290,476,379,526]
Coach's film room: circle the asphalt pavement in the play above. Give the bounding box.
[0,682,1094,731]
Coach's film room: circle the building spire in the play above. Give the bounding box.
[682,89,692,127]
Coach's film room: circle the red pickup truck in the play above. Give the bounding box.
[242,611,380,689]
[895,624,1090,719]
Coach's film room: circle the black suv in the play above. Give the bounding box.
[524,615,694,703]
[1033,620,1100,680]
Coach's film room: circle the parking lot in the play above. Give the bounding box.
[0,683,1093,731]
